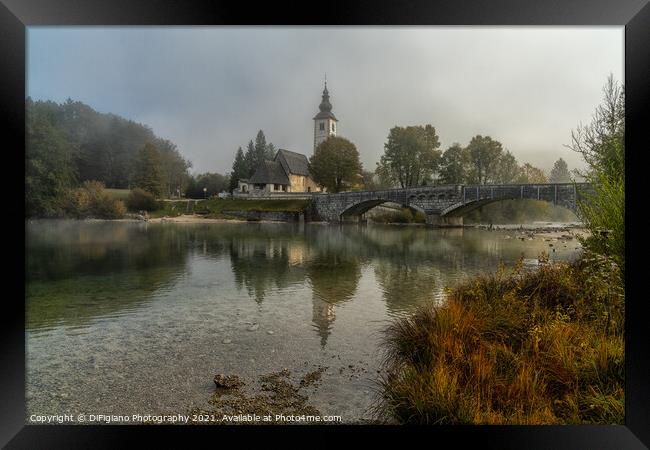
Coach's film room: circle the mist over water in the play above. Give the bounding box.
[26,220,582,422]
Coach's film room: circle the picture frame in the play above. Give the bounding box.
[2,0,648,446]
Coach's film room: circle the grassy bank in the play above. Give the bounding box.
[193,198,311,218]
[147,198,311,219]
[378,252,624,424]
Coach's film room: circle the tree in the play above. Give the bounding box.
[361,170,388,191]
[568,74,624,181]
[244,140,256,177]
[133,143,163,197]
[549,158,572,183]
[517,163,548,184]
[158,139,191,198]
[438,143,469,184]
[376,125,442,188]
[568,75,625,276]
[310,137,362,193]
[26,103,77,217]
[229,146,247,191]
[495,150,522,184]
[266,142,276,161]
[254,130,268,169]
[465,135,503,184]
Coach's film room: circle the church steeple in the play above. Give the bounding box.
[313,77,338,151]
[319,82,332,113]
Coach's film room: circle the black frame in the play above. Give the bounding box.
[2,0,649,447]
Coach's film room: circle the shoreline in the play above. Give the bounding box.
[27,215,587,234]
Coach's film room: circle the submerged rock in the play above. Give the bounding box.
[214,374,244,389]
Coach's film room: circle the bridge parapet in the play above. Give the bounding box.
[311,183,592,225]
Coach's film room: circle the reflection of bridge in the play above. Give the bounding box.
[312,183,593,227]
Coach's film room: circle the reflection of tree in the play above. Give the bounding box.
[229,238,307,304]
[26,221,190,331]
[373,261,440,314]
[307,252,361,347]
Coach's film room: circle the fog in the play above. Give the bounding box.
[27,26,623,175]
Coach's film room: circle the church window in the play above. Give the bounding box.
[319,123,325,131]
[331,123,335,132]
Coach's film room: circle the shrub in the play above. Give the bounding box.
[126,188,159,212]
[377,256,624,425]
[64,181,126,219]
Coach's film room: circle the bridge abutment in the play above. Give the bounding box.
[425,214,463,228]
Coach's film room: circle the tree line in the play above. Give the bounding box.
[26,98,239,217]
[287,125,573,194]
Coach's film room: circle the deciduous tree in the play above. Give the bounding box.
[310,137,362,193]
[133,143,163,197]
[465,135,503,184]
[376,125,442,188]
[549,158,572,183]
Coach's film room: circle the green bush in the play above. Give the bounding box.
[577,172,624,281]
[126,188,159,212]
[64,181,126,219]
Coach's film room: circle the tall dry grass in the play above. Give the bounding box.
[377,253,624,424]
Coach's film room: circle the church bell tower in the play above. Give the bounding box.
[313,78,338,151]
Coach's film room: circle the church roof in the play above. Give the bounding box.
[276,149,310,176]
[248,160,290,185]
[313,82,338,121]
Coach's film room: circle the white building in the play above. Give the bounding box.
[313,81,338,150]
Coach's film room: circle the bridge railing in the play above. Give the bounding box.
[312,183,591,199]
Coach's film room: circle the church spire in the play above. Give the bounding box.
[319,78,332,113]
[313,76,338,151]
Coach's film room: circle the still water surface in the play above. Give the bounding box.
[26,220,582,422]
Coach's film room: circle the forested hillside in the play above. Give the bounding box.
[26,98,191,217]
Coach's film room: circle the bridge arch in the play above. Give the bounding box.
[339,199,418,218]
[440,196,579,218]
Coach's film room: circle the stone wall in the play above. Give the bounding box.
[222,210,304,222]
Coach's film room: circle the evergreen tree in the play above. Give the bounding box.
[229,146,247,191]
[254,130,268,168]
[266,142,276,161]
[133,143,163,197]
[244,140,256,177]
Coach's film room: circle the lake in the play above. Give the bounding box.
[25,220,583,423]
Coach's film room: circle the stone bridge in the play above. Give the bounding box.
[311,183,593,226]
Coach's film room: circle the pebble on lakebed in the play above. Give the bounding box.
[214,374,245,389]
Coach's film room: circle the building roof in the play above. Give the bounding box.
[276,149,310,176]
[248,160,290,185]
[313,82,338,121]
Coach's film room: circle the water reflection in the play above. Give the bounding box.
[26,221,581,344]
[308,252,362,346]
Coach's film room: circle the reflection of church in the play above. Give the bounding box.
[312,295,337,347]
[307,253,361,347]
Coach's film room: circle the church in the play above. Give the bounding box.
[236,81,337,195]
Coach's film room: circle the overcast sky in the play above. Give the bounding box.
[27,26,623,175]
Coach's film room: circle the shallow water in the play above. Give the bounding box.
[25,220,583,423]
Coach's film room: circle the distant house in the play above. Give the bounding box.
[238,149,321,194]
